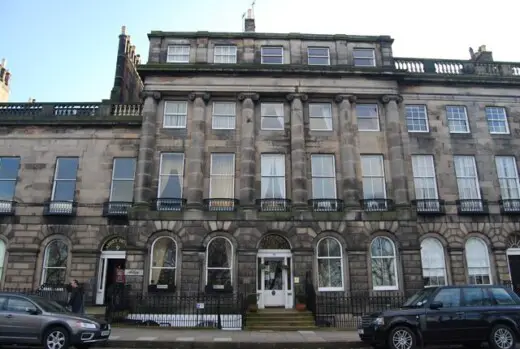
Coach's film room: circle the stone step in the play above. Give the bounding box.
[245,325,319,331]
[246,319,315,325]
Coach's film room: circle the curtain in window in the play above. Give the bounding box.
[311,155,336,199]
[0,240,5,280]
[454,156,480,199]
[496,157,520,199]
[370,237,397,289]
[212,102,236,129]
[309,104,332,130]
[150,237,176,285]
[159,154,184,198]
[361,156,385,199]
[206,237,233,287]
[421,238,447,287]
[261,104,284,130]
[261,155,285,198]
[210,154,235,198]
[317,238,343,290]
[164,102,187,128]
[465,237,491,285]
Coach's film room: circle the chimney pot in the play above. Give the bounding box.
[478,45,487,52]
[0,58,5,67]
[244,9,256,32]
[121,26,126,35]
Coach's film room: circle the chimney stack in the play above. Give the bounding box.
[28,98,35,103]
[244,9,255,32]
[470,45,493,62]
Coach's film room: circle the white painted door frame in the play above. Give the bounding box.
[257,249,293,309]
[95,250,126,305]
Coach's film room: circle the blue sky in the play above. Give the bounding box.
[1,0,518,102]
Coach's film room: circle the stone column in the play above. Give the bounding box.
[381,95,408,205]
[334,94,358,204]
[134,91,161,204]
[186,92,210,208]
[286,93,308,207]
[238,93,259,207]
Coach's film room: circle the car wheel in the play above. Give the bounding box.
[489,324,516,349]
[44,326,70,349]
[388,326,417,349]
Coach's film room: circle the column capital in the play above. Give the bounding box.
[139,91,162,101]
[381,94,403,104]
[237,92,260,102]
[286,93,308,102]
[334,94,357,104]
[188,92,211,103]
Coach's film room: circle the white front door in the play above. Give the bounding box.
[96,251,126,305]
[257,250,293,309]
[262,257,285,307]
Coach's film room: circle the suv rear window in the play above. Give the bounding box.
[490,288,519,305]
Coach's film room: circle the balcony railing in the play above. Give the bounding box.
[43,201,77,216]
[0,102,142,125]
[256,199,291,212]
[308,199,344,212]
[203,198,239,212]
[360,199,394,212]
[103,201,133,217]
[394,57,520,78]
[153,198,187,212]
[500,199,520,214]
[0,200,15,215]
[412,199,445,215]
[456,199,488,215]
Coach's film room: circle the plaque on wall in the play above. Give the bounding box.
[124,269,144,276]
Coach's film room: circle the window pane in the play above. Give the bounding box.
[261,103,284,116]
[0,182,15,201]
[312,178,336,198]
[0,158,20,180]
[261,155,285,176]
[354,49,374,58]
[152,238,176,268]
[45,241,68,268]
[159,176,182,198]
[490,288,517,305]
[113,158,136,180]
[43,269,66,285]
[462,288,489,306]
[362,156,384,176]
[207,238,232,268]
[53,181,76,201]
[56,158,79,180]
[165,101,187,114]
[318,258,342,288]
[318,238,341,257]
[262,47,283,56]
[433,288,461,307]
[111,180,134,202]
[311,155,335,177]
[372,257,396,287]
[261,117,284,130]
[207,269,231,286]
[213,102,235,116]
[150,268,175,285]
[371,237,395,257]
[308,48,328,56]
[211,154,234,175]
[161,154,184,175]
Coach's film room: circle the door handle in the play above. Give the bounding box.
[5,314,12,318]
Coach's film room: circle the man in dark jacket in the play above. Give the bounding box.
[67,279,83,314]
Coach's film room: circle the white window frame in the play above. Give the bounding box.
[109,158,136,202]
[214,45,237,64]
[149,237,177,286]
[260,154,286,199]
[453,155,481,200]
[309,103,333,131]
[446,106,470,133]
[0,240,6,282]
[163,101,187,129]
[166,45,190,63]
[465,237,492,285]
[212,102,236,130]
[356,104,380,131]
[307,47,330,65]
[51,157,78,202]
[495,156,520,200]
[158,153,185,199]
[311,154,337,199]
[261,46,283,64]
[209,153,235,198]
[361,155,386,200]
[353,48,376,67]
[486,107,510,134]
[261,103,285,131]
[420,238,447,287]
[405,105,429,133]
[0,157,20,213]
[411,155,439,200]
[205,236,234,286]
[316,237,344,292]
[370,236,399,291]
[41,239,69,286]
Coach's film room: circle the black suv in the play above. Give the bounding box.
[358,285,520,349]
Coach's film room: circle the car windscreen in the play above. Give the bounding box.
[30,296,70,313]
[402,287,436,308]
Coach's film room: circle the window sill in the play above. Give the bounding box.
[373,286,399,291]
[318,287,344,292]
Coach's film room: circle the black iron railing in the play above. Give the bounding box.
[102,201,133,216]
[152,198,187,212]
[43,201,77,216]
[0,200,16,215]
[456,199,488,215]
[256,198,291,212]
[412,199,445,215]
[360,198,394,212]
[500,199,520,214]
[308,199,344,212]
[203,198,239,212]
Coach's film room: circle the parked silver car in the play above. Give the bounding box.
[0,292,110,349]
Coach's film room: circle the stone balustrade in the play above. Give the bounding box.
[0,102,142,125]
[394,57,520,77]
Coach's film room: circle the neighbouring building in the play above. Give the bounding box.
[0,59,11,102]
[0,14,520,308]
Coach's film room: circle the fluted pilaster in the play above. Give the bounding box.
[334,94,359,204]
[381,94,408,205]
[186,92,211,208]
[286,93,308,206]
[238,93,259,206]
[134,91,161,204]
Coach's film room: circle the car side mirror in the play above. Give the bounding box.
[26,308,39,315]
[429,301,443,310]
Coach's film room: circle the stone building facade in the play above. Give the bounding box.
[0,17,520,307]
